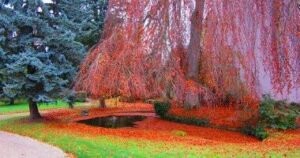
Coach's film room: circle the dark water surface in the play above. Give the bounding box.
[77,115,146,128]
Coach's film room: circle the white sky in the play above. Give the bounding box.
[43,0,53,3]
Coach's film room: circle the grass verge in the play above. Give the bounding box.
[0,117,299,158]
[0,100,83,114]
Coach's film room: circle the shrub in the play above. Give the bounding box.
[171,130,187,137]
[153,101,209,126]
[242,95,298,140]
[154,101,171,117]
[164,114,209,126]
[290,102,300,115]
[75,91,87,102]
[242,124,269,140]
[259,95,297,130]
[290,102,300,107]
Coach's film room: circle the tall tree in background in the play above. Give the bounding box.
[0,43,5,101]
[0,16,5,100]
[48,0,108,48]
[0,3,19,105]
[0,0,107,119]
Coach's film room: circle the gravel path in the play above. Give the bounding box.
[0,131,67,158]
[0,112,68,158]
[0,112,28,120]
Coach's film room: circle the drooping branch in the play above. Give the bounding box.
[76,0,300,106]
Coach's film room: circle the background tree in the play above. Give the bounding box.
[0,0,82,119]
[47,0,109,48]
[0,47,5,101]
[0,0,109,118]
[48,0,109,108]
[0,4,18,105]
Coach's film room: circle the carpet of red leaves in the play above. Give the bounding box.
[169,106,256,129]
[42,102,300,153]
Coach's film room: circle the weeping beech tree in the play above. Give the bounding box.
[76,0,300,108]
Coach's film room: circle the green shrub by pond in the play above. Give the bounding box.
[242,124,269,140]
[259,95,298,130]
[153,101,209,127]
[243,95,299,140]
[154,101,171,117]
[164,114,209,126]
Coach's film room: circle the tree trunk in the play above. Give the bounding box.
[186,0,205,81]
[9,98,14,105]
[99,97,106,108]
[29,99,41,120]
[68,102,74,109]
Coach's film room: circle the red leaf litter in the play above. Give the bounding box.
[169,106,257,129]
[43,103,300,153]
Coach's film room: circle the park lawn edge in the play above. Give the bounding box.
[0,117,299,158]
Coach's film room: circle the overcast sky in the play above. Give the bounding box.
[43,0,53,3]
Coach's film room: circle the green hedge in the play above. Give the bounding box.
[164,114,209,126]
[154,101,171,117]
[153,101,209,127]
[242,124,269,140]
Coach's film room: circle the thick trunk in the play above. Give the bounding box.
[68,102,74,109]
[9,98,14,105]
[184,0,205,109]
[186,0,205,81]
[99,97,106,108]
[28,99,41,120]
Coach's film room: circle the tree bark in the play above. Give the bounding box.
[184,0,205,109]
[29,98,41,120]
[99,97,106,108]
[68,102,74,109]
[186,0,205,81]
[9,98,14,105]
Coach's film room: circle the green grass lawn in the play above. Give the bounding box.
[0,100,83,114]
[0,117,299,158]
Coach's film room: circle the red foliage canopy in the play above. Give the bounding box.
[76,0,300,106]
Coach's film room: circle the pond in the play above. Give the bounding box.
[77,115,147,128]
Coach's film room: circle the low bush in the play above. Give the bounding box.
[259,95,297,130]
[164,114,209,126]
[154,101,171,117]
[153,101,209,126]
[171,130,187,137]
[242,124,269,140]
[244,95,299,140]
[290,102,300,115]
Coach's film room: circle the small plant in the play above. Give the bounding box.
[81,109,89,116]
[153,101,171,117]
[171,130,187,137]
[75,91,88,102]
[242,124,269,140]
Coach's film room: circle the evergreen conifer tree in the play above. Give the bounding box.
[0,0,108,118]
[0,0,85,119]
